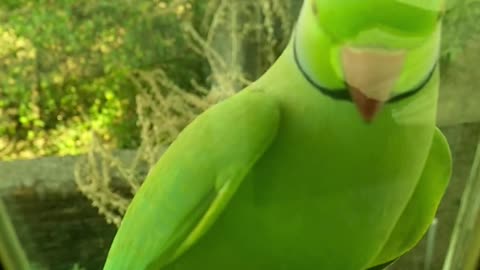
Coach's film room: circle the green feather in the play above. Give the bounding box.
[369,128,452,266]
[103,90,280,270]
[313,0,442,43]
[103,1,451,269]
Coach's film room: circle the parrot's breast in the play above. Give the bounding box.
[164,50,439,270]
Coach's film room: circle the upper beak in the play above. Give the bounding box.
[341,47,406,122]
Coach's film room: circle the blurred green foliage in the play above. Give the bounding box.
[0,0,209,159]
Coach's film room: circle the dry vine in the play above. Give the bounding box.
[75,0,294,227]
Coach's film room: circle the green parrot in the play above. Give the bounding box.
[103,0,452,269]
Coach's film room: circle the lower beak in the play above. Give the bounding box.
[341,47,406,122]
[348,87,383,123]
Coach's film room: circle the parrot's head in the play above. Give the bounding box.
[295,0,445,122]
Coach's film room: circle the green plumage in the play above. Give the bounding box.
[103,1,451,269]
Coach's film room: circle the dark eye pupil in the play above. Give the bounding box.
[312,1,318,15]
[437,9,445,21]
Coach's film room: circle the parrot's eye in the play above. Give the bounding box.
[312,0,318,15]
[437,9,445,21]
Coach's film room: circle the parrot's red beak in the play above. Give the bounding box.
[341,47,406,123]
[348,87,383,123]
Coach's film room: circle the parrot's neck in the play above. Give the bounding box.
[293,4,345,91]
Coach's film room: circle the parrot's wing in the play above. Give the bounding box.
[369,127,452,266]
[103,89,281,270]
[366,259,397,270]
